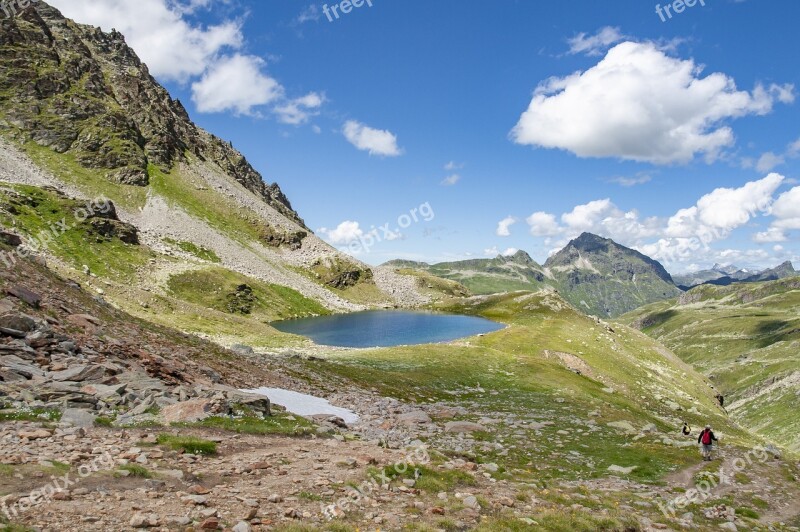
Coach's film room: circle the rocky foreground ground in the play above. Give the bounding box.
[0,252,798,531]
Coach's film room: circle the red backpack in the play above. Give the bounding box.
[701,430,712,444]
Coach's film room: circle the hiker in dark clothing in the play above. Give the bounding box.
[698,425,718,461]
[681,422,691,436]
[715,393,725,408]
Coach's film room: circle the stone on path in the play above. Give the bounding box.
[607,464,638,474]
[397,411,432,425]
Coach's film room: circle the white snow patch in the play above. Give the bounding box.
[241,387,359,424]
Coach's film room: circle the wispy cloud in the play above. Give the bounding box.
[441,174,461,186]
[608,173,653,187]
[274,92,325,125]
[342,120,403,157]
[567,26,624,56]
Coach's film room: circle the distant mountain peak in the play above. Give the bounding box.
[568,232,613,251]
[500,250,535,264]
[712,263,740,275]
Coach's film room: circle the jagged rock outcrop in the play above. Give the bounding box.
[0,2,305,227]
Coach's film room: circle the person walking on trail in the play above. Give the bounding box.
[698,425,718,461]
[682,422,691,436]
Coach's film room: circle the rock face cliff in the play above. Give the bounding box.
[0,3,304,227]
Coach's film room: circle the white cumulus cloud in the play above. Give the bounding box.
[191,54,283,115]
[318,221,364,245]
[665,173,783,238]
[50,0,325,120]
[771,186,800,229]
[496,216,517,236]
[518,175,790,269]
[753,228,787,243]
[342,121,402,157]
[526,212,562,237]
[511,41,793,164]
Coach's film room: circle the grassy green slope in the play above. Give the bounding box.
[0,183,329,349]
[620,278,800,452]
[295,290,749,486]
[388,256,549,296]
[0,183,154,279]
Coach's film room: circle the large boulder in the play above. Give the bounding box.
[160,399,219,424]
[0,313,37,333]
[61,408,97,428]
[398,411,432,426]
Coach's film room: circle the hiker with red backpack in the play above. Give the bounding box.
[698,425,718,461]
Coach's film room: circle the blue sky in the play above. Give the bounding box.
[49,0,800,272]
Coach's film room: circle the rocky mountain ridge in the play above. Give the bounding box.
[386,232,683,318]
[673,261,796,289]
[0,3,304,227]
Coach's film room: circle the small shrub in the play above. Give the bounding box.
[94,415,116,427]
[751,496,770,509]
[0,407,62,422]
[737,507,760,519]
[117,464,151,478]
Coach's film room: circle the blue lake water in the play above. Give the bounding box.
[271,310,503,348]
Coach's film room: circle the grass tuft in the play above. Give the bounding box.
[156,434,217,455]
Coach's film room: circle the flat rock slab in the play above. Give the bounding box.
[61,408,97,428]
[607,420,637,433]
[66,314,101,330]
[607,464,638,474]
[397,411,432,425]
[5,286,41,308]
[18,429,53,440]
[445,421,487,433]
[1,354,45,378]
[49,365,106,382]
